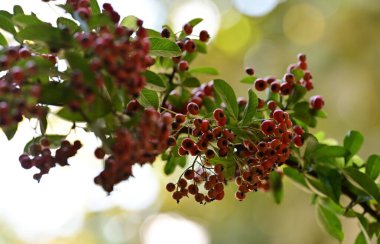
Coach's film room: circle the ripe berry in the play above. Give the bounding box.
[167,137,177,147]
[293,125,304,135]
[95,147,106,159]
[298,53,307,62]
[175,113,186,124]
[293,135,303,147]
[310,95,325,110]
[185,39,196,53]
[257,98,265,109]
[166,182,176,192]
[254,78,267,91]
[178,60,189,72]
[280,82,293,95]
[183,23,193,35]
[261,120,275,135]
[199,30,210,42]
[161,28,170,38]
[205,149,215,159]
[213,108,225,121]
[270,82,281,93]
[184,169,195,180]
[284,73,295,83]
[267,100,277,111]
[245,67,254,76]
[235,191,246,201]
[273,109,285,123]
[182,138,194,150]
[187,102,199,115]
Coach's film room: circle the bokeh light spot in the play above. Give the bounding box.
[232,0,280,17]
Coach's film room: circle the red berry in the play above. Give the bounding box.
[183,23,193,35]
[182,138,194,150]
[267,100,277,111]
[175,113,186,124]
[298,53,306,62]
[254,78,267,91]
[273,109,285,123]
[178,60,189,72]
[257,98,265,109]
[166,182,176,192]
[293,135,303,147]
[280,82,293,95]
[161,28,170,38]
[293,125,304,135]
[185,39,196,53]
[270,82,281,93]
[187,102,199,115]
[199,30,210,42]
[245,67,254,76]
[310,95,325,110]
[213,108,225,121]
[261,120,275,135]
[283,73,295,83]
[95,148,106,159]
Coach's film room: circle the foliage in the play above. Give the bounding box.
[0,1,379,242]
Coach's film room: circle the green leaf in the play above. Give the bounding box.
[290,68,304,81]
[87,14,113,29]
[120,15,139,30]
[213,79,239,121]
[240,76,256,84]
[354,232,366,244]
[145,70,167,91]
[269,171,284,204]
[164,155,187,175]
[313,145,347,159]
[188,18,203,27]
[344,130,364,161]
[57,17,79,32]
[0,15,17,35]
[208,154,236,179]
[188,67,219,75]
[194,40,207,54]
[343,167,380,203]
[23,135,66,153]
[39,83,77,106]
[13,5,24,15]
[283,167,309,191]
[39,113,48,135]
[0,32,7,46]
[65,51,95,82]
[300,133,319,158]
[366,154,380,180]
[317,204,344,242]
[305,175,328,197]
[287,85,307,107]
[89,0,101,15]
[240,89,258,125]
[149,37,182,57]
[292,101,317,127]
[2,124,18,140]
[182,77,201,88]
[137,88,159,109]
[316,166,342,203]
[145,28,161,38]
[12,14,44,27]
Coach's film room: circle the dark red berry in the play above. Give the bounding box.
[261,120,275,135]
[199,30,210,42]
[178,60,189,72]
[95,148,106,159]
[161,28,170,38]
[310,95,324,110]
[187,102,199,115]
[254,78,267,91]
[245,67,254,76]
[166,182,176,192]
[183,23,193,35]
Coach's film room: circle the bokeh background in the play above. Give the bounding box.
[1,0,379,243]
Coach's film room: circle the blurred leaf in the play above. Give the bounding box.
[313,145,347,159]
[283,167,309,191]
[23,135,66,153]
[365,154,380,180]
[39,113,48,135]
[88,14,113,29]
[146,28,161,38]
[317,204,344,242]
[188,18,203,27]
[189,67,219,75]
[287,85,307,107]
[240,89,258,125]
[354,232,366,244]
[316,166,342,203]
[292,102,317,127]
[305,175,328,197]
[2,124,18,140]
[344,130,364,161]
[213,79,239,121]
[300,133,319,158]
[290,68,304,81]
[343,167,380,203]
[39,82,77,106]
[12,14,44,27]
[164,154,186,175]
[65,51,95,82]
[0,10,12,19]
[89,0,101,14]
[0,32,7,46]
[203,97,217,113]
[240,76,256,84]
[149,37,182,57]
[121,15,138,30]
[137,88,159,109]
[0,14,17,35]
[13,5,24,15]
[145,70,167,91]
[57,17,79,32]
[209,154,236,179]
[269,171,283,204]
[194,40,207,54]
[182,77,201,88]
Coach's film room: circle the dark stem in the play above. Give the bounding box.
[161,67,177,107]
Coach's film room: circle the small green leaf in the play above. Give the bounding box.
[137,88,159,109]
[354,232,366,244]
[182,77,201,88]
[344,130,364,161]
[57,17,79,32]
[149,37,182,57]
[292,101,317,128]
[300,133,319,158]
[290,68,304,81]
[287,85,307,107]
[13,5,24,15]
[145,28,161,38]
[194,40,207,54]
[365,154,380,180]
[213,79,239,121]
[269,171,284,204]
[316,166,342,203]
[343,167,380,203]
[317,204,344,242]
[39,113,48,135]
[313,145,347,159]
[188,18,203,27]
[240,76,256,84]
[240,89,258,125]
[120,15,139,30]
[2,124,18,140]
[39,82,77,106]
[65,51,95,82]
[0,15,17,35]
[87,14,113,29]
[89,0,101,15]
[0,32,7,46]
[283,167,309,191]
[164,155,187,175]
[188,67,219,75]
[305,175,328,197]
[145,70,167,91]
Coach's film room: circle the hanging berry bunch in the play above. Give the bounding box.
[0,1,379,242]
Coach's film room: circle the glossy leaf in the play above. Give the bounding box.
[194,40,207,54]
[145,70,167,91]
[290,68,304,81]
[12,14,44,27]
[213,79,239,121]
[188,67,219,75]
[120,15,139,30]
[240,76,256,84]
[89,0,101,15]
[240,89,258,125]
[164,154,186,175]
[137,88,159,109]
[343,167,380,203]
[3,124,18,140]
[283,167,309,192]
[365,154,380,180]
[182,77,201,88]
[57,17,79,32]
[317,204,344,242]
[313,145,347,159]
[0,15,17,35]
[269,171,284,204]
[344,130,364,161]
[287,85,307,107]
[149,37,182,57]
[188,18,203,27]
[0,32,7,46]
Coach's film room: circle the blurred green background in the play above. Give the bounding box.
[1,0,379,243]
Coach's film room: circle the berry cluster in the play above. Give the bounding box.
[94,108,172,192]
[19,139,82,182]
[166,163,226,204]
[74,14,153,97]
